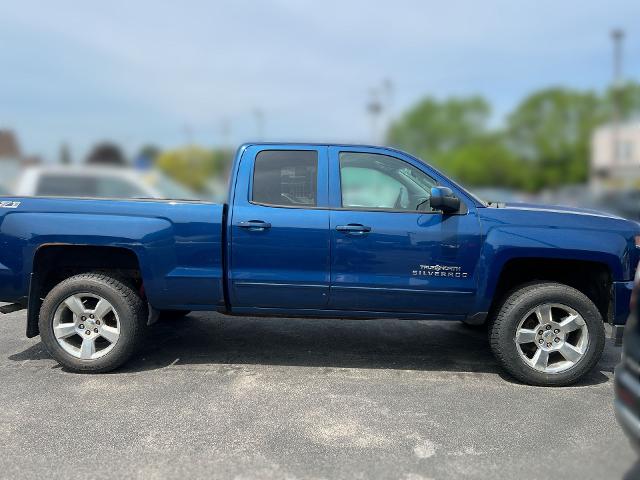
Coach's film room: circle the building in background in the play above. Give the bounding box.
[591,121,640,190]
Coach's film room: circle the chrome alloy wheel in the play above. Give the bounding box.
[52,293,120,360]
[514,303,589,374]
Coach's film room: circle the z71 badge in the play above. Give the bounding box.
[412,264,468,278]
[0,201,20,209]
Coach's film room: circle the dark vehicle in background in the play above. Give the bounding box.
[616,265,640,452]
[598,190,640,222]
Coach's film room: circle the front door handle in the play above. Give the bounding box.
[237,220,272,231]
[336,224,371,234]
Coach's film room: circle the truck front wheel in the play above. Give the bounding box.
[489,282,605,386]
[39,273,146,373]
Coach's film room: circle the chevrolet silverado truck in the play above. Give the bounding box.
[0,143,637,386]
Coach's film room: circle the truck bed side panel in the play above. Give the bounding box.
[0,197,225,310]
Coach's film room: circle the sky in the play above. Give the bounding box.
[1,0,639,163]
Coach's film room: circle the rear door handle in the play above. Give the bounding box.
[336,224,371,234]
[237,220,272,231]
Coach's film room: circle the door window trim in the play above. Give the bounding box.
[241,146,470,214]
[250,149,319,209]
[247,148,329,210]
[335,151,468,215]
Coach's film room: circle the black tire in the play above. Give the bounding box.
[489,282,605,387]
[158,309,191,322]
[39,273,146,373]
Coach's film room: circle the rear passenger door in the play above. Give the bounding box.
[229,146,330,311]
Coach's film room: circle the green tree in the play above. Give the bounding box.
[439,134,530,190]
[387,96,491,167]
[138,144,161,162]
[210,149,234,177]
[604,80,640,120]
[385,85,640,192]
[506,88,604,189]
[156,146,234,191]
[86,142,127,166]
[156,146,218,191]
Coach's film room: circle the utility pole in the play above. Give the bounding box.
[59,142,72,165]
[367,89,382,144]
[382,78,394,133]
[183,123,195,174]
[220,118,231,150]
[367,79,395,145]
[611,29,624,166]
[612,29,624,86]
[254,109,265,141]
[183,123,194,147]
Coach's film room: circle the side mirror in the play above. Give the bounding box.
[430,186,460,213]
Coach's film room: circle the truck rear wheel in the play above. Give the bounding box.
[489,282,605,386]
[39,273,146,373]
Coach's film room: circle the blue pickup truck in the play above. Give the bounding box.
[0,143,638,386]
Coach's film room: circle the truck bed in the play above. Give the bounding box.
[0,197,226,311]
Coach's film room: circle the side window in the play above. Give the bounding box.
[37,175,98,197]
[252,150,318,207]
[339,152,437,212]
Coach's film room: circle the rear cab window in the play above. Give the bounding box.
[252,150,318,207]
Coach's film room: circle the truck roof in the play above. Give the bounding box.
[239,142,400,149]
[237,143,418,162]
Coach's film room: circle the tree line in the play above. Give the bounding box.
[387,82,640,192]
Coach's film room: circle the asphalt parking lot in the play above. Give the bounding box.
[0,309,636,480]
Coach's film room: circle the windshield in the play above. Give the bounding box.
[468,190,488,205]
[399,151,488,207]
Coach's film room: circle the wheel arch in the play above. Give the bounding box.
[486,257,613,325]
[27,244,144,338]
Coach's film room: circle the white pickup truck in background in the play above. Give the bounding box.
[8,166,201,200]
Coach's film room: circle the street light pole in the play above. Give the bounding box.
[220,118,231,150]
[611,29,624,168]
[254,109,265,141]
[367,89,382,144]
[382,78,394,131]
[612,29,624,85]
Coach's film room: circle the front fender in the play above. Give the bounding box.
[476,224,629,312]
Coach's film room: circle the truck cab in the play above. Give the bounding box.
[228,144,481,318]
